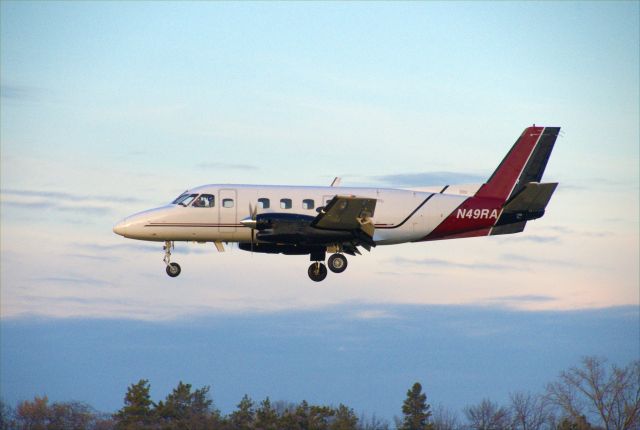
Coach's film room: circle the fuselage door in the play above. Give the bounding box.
[219,189,237,232]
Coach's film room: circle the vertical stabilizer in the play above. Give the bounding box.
[421,125,560,242]
[475,126,560,201]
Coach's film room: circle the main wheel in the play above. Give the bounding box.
[307,262,328,282]
[327,254,348,273]
[166,262,181,277]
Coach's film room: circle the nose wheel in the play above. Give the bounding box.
[308,262,328,282]
[166,262,181,277]
[163,241,181,278]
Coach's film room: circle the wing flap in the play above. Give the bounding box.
[311,196,377,233]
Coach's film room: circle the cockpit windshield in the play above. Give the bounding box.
[172,193,198,206]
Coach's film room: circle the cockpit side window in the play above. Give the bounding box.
[172,192,188,204]
[192,194,215,208]
[173,193,198,206]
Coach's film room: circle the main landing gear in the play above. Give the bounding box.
[327,253,348,273]
[307,253,348,282]
[308,262,328,282]
[163,241,181,278]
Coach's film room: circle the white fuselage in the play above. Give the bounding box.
[113,184,475,245]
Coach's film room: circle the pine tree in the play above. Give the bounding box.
[230,394,255,430]
[114,379,155,430]
[400,382,434,430]
[330,404,358,430]
[255,397,279,430]
[155,381,216,429]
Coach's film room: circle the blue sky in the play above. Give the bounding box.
[1,0,638,422]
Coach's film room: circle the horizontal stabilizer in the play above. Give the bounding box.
[491,221,527,236]
[503,182,558,213]
[491,182,558,234]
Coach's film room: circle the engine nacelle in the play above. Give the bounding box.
[254,213,352,246]
[237,242,321,255]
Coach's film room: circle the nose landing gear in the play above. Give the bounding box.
[163,241,181,277]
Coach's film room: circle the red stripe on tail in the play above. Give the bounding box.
[420,126,546,242]
[474,126,544,200]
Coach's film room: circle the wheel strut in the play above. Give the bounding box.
[163,241,181,277]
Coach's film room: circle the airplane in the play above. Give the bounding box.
[113,125,560,282]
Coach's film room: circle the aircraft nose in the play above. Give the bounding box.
[113,218,128,236]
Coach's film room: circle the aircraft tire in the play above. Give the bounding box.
[308,262,327,282]
[327,254,348,273]
[166,262,181,277]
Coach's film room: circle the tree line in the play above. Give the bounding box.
[1,356,638,430]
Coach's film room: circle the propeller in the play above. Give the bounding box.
[240,203,259,252]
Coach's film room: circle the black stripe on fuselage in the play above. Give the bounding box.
[145,223,243,227]
[375,194,435,230]
[145,195,436,231]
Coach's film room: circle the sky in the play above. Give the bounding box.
[1,0,638,423]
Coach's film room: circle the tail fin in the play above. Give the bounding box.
[421,126,560,242]
[475,126,560,201]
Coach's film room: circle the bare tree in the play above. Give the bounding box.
[464,398,510,430]
[0,400,15,430]
[509,392,552,430]
[432,404,459,430]
[546,356,640,430]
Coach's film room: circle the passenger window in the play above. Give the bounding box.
[192,194,215,208]
[258,198,270,209]
[302,199,315,210]
[222,199,234,208]
[280,198,292,209]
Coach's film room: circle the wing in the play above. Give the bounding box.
[248,196,378,254]
[311,195,377,240]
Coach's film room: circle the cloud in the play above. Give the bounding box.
[544,225,613,238]
[2,199,113,216]
[373,171,486,187]
[500,253,584,268]
[394,256,520,272]
[1,84,39,100]
[33,275,112,287]
[394,252,587,273]
[349,309,399,320]
[196,162,259,171]
[1,189,141,204]
[76,242,210,255]
[76,242,161,253]
[503,235,561,244]
[487,294,556,304]
[1,188,145,217]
